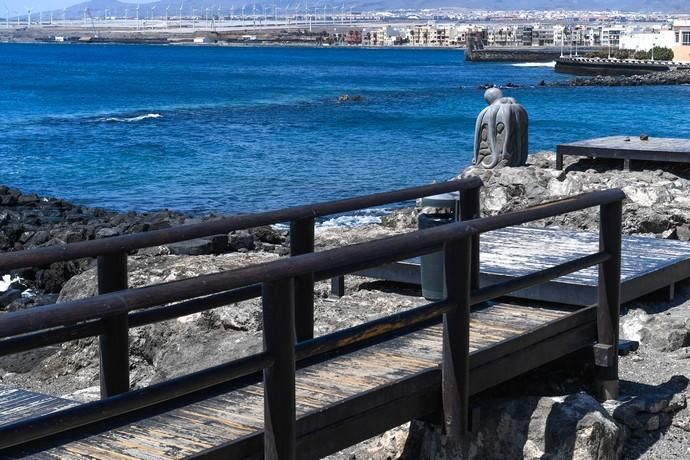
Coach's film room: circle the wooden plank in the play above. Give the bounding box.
[356,226,690,307]
[262,278,296,460]
[5,301,589,459]
[0,386,77,427]
[442,237,472,438]
[290,218,315,342]
[97,252,130,398]
[556,136,690,169]
[595,201,622,401]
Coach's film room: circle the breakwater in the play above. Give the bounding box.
[465,44,602,62]
[555,56,690,76]
[557,69,690,87]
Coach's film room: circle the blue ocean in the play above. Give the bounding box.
[1,43,688,215]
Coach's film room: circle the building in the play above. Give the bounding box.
[671,21,690,62]
[601,26,624,49]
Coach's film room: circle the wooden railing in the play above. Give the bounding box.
[0,185,624,459]
[0,177,482,398]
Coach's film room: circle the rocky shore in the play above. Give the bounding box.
[563,69,690,87]
[1,153,690,458]
[480,69,690,90]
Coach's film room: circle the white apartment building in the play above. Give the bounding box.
[601,26,624,48]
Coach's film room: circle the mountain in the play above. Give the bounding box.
[40,0,690,20]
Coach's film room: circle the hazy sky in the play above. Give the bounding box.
[3,0,82,13]
[1,0,155,14]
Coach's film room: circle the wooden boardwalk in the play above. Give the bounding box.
[1,301,593,459]
[556,136,690,170]
[0,185,626,459]
[353,226,690,306]
[0,387,77,428]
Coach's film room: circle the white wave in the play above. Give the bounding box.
[0,274,20,292]
[511,61,556,68]
[318,214,383,228]
[98,113,162,123]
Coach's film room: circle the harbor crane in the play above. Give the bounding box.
[85,7,98,37]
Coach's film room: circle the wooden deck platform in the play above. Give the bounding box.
[556,136,690,170]
[352,227,690,306]
[2,301,594,459]
[0,386,77,427]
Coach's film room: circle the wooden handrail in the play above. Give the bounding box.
[0,189,624,339]
[0,187,625,456]
[0,177,483,271]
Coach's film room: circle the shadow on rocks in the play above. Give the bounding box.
[356,280,422,298]
[563,156,690,180]
[612,376,689,459]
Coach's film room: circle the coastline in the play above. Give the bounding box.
[1,153,690,458]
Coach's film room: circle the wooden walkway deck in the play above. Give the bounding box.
[556,135,690,170]
[0,186,626,459]
[1,301,594,459]
[353,227,690,306]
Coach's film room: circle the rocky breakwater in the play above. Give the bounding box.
[560,69,690,87]
[459,152,690,239]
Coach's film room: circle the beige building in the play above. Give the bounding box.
[671,21,690,62]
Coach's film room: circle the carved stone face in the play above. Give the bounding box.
[474,90,529,169]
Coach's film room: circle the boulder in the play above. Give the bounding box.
[402,393,624,460]
[458,153,690,238]
[604,376,688,437]
[621,308,690,353]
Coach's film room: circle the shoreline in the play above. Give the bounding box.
[1,154,689,458]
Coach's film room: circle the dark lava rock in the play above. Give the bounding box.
[0,288,22,308]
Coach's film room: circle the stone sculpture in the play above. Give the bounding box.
[473,88,528,169]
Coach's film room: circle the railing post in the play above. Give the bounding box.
[97,252,130,398]
[290,218,315,342]
[442,236,472,440]
[595,200,622,401]
[459,185,481,290]
[263,278,296,460]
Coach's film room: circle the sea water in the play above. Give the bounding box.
[1,43,688,215]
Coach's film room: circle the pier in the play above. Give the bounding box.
[0,180,625,458]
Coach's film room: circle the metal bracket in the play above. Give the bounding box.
[593,343,616,368]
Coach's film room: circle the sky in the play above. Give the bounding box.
[3,0,78,13]
[1,0,153,15]
[0,0,681,17]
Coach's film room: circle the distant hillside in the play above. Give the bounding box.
[42,0,690,20]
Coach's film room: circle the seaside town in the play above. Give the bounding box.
[1,6,690,63]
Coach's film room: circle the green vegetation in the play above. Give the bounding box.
[633,47,675,61]
[584,47,674,61]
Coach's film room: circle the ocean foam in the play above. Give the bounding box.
[0,274,19,292]
[98,113,162,123]
[511,61,556,68]
[317,214,383,228]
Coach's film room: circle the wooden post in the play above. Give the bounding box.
[290,218,315,342]
[442,236,472,439]
[97,252,130,398]
[263,278,296,460]
[595,200,622,401]
[331,276,346,297]
[556,152,564,170]
[459,185,481,291]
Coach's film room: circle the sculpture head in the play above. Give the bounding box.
[484,87,503,105]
